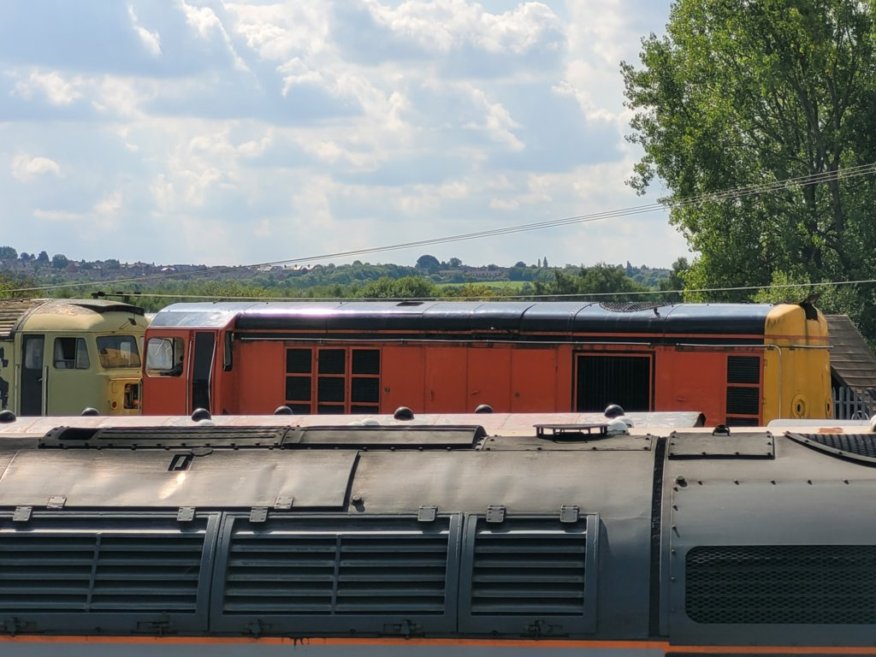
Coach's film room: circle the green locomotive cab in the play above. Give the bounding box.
[0,299,147,416]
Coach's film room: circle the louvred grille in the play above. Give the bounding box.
[223,520,451,615]
[0,529,205,613]
[470,524,588,616]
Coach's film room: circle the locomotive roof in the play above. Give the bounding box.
[149,300,781,335]
[0,298,145,338]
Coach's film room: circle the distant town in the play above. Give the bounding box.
[0,246,677,312]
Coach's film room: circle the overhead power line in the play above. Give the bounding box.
[5,161,876,296]
[242,162,876,269]
[61,275,876,304]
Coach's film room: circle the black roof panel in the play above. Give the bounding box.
[151,301,775,336]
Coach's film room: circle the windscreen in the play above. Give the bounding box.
[97,335,142,369]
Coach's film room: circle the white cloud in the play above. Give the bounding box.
[561,0,670,127]
[225,2,330,61]
[92,77,148,118]
[128,5,162,57]
[277,57,327,95]
[178,0,250,72]
[32,190,125,229]
[94,190,123,216]
[468,87,524,151]
[363,0,562,55]
[11,155,61,181]
[179,0,222,39]
[0,0,687,269]
[14,71,83,105]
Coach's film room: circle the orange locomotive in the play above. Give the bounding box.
[141,300,832,426]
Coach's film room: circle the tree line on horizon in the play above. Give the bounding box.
[0,247,679,312]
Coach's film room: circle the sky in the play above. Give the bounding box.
[0,0,689,270]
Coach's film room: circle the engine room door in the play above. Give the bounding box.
[19,334,45,416]
[575,351,653,412]
[191,332,215,413]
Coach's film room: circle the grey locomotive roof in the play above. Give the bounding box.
[149,300,779,335]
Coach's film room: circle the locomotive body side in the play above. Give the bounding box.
[0,413,873,654]
[141,301,833,425]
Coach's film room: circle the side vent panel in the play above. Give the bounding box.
[0,513,216,634]
[211,515,461,635]
[459,515,598,636]
[686,545,876,624]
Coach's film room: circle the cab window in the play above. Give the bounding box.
[146,337,185,377]
[24,338,43,370]
[97,335,142,369]
[53,337,90,370]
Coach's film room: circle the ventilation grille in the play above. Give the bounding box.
[796,433,876,458]
[223,522,450,615]
[470,523,588,616]
[598,302,661,313]
[726,387,759,416]
[686,545,876,624]
[0,531,205,613]
[727,356,760,384]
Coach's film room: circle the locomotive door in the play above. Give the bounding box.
[143,330,189,414]
[575,351,654,412]
[191,331,215,413]
[19,334,45,415]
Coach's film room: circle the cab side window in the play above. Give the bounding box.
[24,338,43,370]
[146,337,185,377]
[53,337,90,370]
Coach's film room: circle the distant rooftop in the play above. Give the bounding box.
[827,314,876,394]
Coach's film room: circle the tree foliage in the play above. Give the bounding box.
[623,0,876,333]
[415,254,441,274]
[533,264,652,301]
[356,276,436,299]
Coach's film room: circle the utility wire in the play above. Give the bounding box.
[78,275,876,304]
[5,162,876,296]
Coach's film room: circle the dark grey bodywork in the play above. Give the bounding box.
[0,418,874,654]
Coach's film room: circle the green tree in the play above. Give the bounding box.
[659,257,690,302]
[578,263,652,301]
[357,276,435,299]
[533,264,651,300]
[415,255,441,274]
[622,0,876,332]
[0,274,13,298]
[51,254,69,269]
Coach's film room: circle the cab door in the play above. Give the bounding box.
[191,331,216,413]
[143,331,189,415]
[19,334,45,415]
